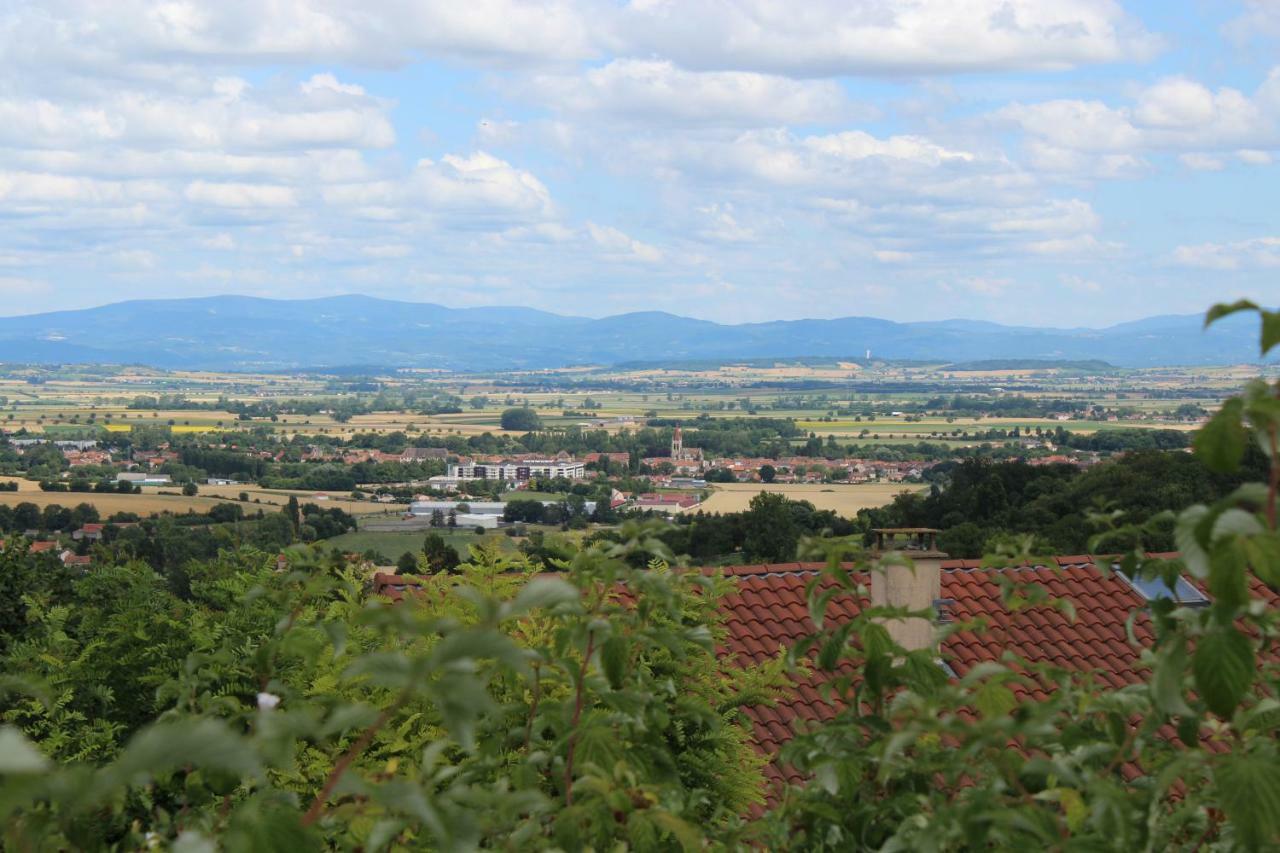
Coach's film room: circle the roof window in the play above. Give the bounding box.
[1117,569,1209,607]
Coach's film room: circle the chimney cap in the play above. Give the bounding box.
[871,527,948,559]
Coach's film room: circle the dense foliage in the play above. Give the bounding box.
[864,448,1268,557]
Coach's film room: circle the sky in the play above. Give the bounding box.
[1,1,1279,327]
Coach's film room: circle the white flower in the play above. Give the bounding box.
[257,692,281,710]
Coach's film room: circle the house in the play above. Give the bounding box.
[28,540,61,554]
[72,523,104,541]
[371,571,424,603]
[60,552,91,567]
[713,548,1255,795]
[630,493,701,514]
[64,449,113,466]
[399,447,448,462]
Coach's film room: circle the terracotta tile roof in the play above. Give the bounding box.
[371,571,424,603]
[714,557,1280,793]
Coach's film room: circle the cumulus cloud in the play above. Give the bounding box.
[0,75,396,152]
[0,0,597,73]
[322,153,554,222]
[996,69,1280,163]
[614,0,1159,76]
[523,59,856,126]
[184,181,298,208]
[1173,237,1280,270]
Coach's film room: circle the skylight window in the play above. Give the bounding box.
[1117,570,1209,606]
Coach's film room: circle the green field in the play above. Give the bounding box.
[324,529,513,562]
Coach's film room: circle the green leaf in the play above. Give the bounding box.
[1205,299,1259,328]
[506,577,577,617]
[110,718,262,784]
[1215,753,1280,850]
[649,811,704,853]
[1152,640,1193,716]
[0,726,50,775]
[1262,309,1280,356]
[600,635,628,690]
[1243,533,1280,587]
[1195,398,1247,473]
[1209,537,1251,610]
[1193,628,1255,718]
[975,682,1017,719]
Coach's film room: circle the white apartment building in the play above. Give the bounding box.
[446,457,586,482]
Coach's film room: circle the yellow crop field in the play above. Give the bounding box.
[0,491,228,515]
[103,424,217,433]
[0,480,403,518]
[699,482,923,517]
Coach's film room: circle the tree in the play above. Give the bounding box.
[759,464,776,483]
[500,407,542,431]
[421,532,461,573]
[182,481,198,497]
[284,495,301,530]
[396,551,418,573]
[742,491,799,562]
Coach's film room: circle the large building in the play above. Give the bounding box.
[668,426,704,473]
[446,456,585,482]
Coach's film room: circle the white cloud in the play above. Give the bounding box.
[0,76,395,152]
[184,180,297,208]
[1179,153,1225,171]
[201,233,237,249]
[615,0,1159,76]
[1223,2,1280,45]
[997,69,1280,162]
[1060,273,1101,293]
[1173,237,1280,270]
[524,59,853,126]
[956,276,1014,296]
[0,275,51,294]
[322,152,554,222]
[586,222,663,262]
[0,0,597,72]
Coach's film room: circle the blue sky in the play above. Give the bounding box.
[1,1,1278,327]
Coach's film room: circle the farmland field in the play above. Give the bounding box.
[323,529,514,562]
[699,482,922,516]
[0,490,230,515]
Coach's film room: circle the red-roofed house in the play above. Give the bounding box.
[72,523,105,541]
[714,552,1265,794]
[371,572,424,603]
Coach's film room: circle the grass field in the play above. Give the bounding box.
[194,484,399,516]
[323,529,514,561]
[699,482,922,516]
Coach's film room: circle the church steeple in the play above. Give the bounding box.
[671,425,683,458]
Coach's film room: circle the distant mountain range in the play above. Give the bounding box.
[0,295,1265,371]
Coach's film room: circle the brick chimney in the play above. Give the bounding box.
[870,528,947,652]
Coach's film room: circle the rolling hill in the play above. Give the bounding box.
[0,294,1265,371]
